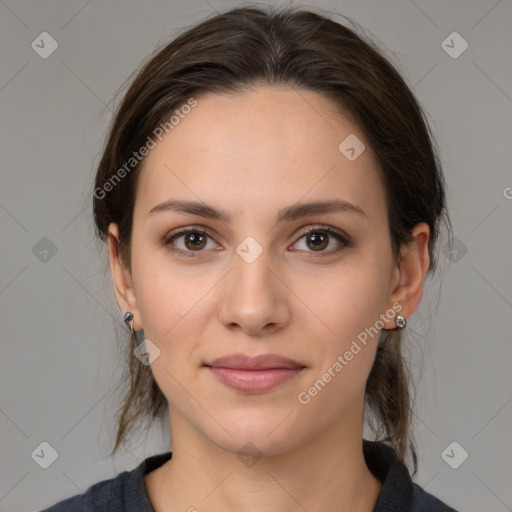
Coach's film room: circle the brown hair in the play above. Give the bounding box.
[92,5,452,473]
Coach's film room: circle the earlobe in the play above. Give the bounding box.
[383,222,430,328]
[107,223,140,330]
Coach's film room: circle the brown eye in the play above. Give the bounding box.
[165,228,217,257]
[306,232,329,251]
[183,232,207,251]
[291,226,351,256]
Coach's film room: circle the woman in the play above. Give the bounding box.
[41,5,458,511]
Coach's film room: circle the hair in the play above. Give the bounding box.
[92,5,453,473]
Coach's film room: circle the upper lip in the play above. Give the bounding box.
[204,353,306,370]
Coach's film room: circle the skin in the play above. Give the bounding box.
[108,85,430,512]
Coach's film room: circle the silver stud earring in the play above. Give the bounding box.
[395,314,407,329]
[124,312,134,334]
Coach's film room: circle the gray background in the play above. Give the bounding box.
[1,0,511,510]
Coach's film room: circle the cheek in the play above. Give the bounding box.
[308,264,388,344]
[296,276,384,403]
[132,247,208,340]
[131,255,223,400]
[298,266,387,395]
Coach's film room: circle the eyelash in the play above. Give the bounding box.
[163,225,351,259]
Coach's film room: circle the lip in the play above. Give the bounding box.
[204,353,306,393]
[205,353,305,370]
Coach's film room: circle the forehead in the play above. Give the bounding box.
[135,86,386,225]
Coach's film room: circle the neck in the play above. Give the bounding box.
[146,409,382,511]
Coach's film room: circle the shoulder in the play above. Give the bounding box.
[37,475,115,512]
[363,440,460,512]
[38,451,173,512]
[411,482,460,512]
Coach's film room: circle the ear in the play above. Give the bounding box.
[108,222,141,331]
[382,222,430,329]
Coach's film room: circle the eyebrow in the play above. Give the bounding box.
[148,198,367,222]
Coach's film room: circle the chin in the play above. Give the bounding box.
[204,411,301,457]
[216,433,295,459]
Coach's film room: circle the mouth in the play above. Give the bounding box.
[204,353,306,370]
[203,353,306,393]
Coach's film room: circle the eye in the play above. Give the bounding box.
[290,226,351,256]
[163,225,351,259]
[164,228,219,257]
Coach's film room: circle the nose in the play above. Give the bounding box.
[217,247,291,336]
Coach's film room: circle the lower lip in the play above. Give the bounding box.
[205,366,304,392]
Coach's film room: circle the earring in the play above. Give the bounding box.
[124,312,134,334]
[395,314,407,329]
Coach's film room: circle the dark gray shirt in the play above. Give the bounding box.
[39,440,459,511]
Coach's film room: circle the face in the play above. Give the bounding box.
[109,85,428,457]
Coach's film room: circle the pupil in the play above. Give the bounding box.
[309,233,327,250]
[187,233,204,249]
